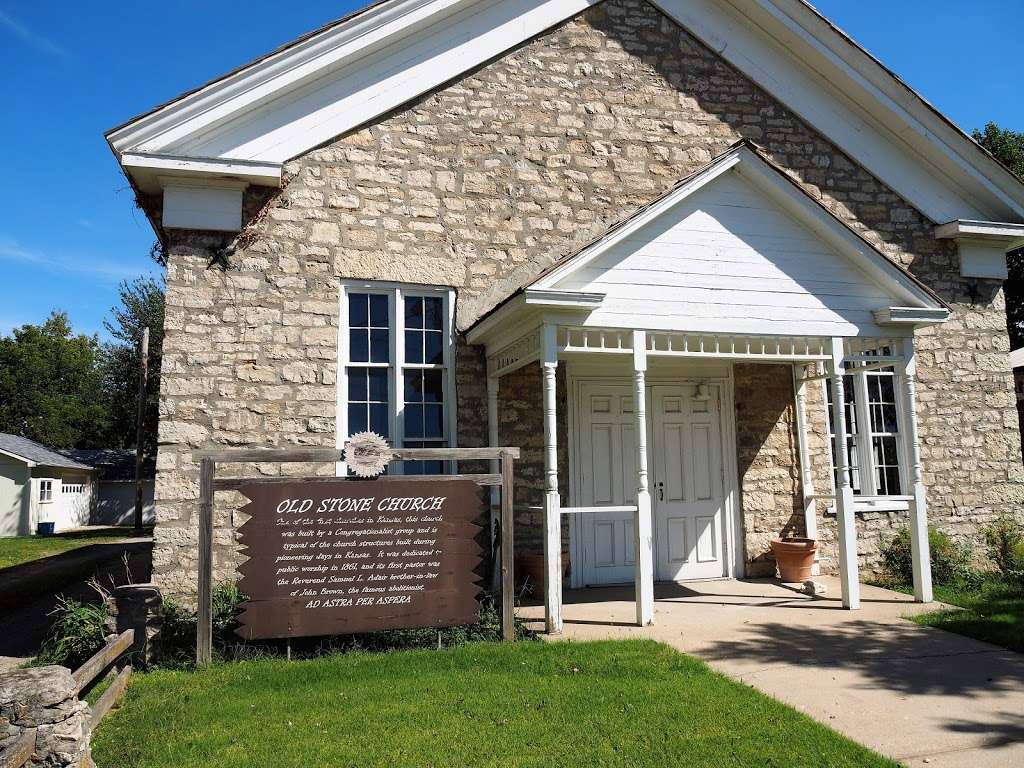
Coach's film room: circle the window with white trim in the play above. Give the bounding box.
[340,282,455,475]
[825,359,905,499]
[39,479,53,503]
[63,483,86,494]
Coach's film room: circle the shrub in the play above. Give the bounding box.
[33,596,109,669]
[984,515,1024,575]
[881,526,974,586]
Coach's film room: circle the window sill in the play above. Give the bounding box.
[823,497,910,516]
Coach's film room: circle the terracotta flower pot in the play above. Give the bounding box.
[516,552,570,594]
[770,537,817,583]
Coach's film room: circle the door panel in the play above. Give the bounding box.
[653,384,727,581]
[578,383,637,586]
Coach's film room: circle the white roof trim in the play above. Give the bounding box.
[935,219,1024,251]
[531,144,945,312]
[872,307,950,327]
[654,0,1024,222]
[466,288,604,344]
[106,0,1024,226]
[1010,348,1024,370]
[0,447,34,466]
[123,153,281,192]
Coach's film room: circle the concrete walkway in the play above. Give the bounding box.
[520,578,1024,767]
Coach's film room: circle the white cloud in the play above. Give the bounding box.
[0,9,68,58]
[0,235,153,283]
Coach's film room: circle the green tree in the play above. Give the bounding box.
[0,313,110,448]
[99,277,165,455]
[973,123,1024,349]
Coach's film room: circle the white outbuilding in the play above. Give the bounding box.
[0,433,97,537]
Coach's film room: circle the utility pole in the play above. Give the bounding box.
[134,326,150,531]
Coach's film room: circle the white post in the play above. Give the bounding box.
[632,331,655,626]
[487,374,501,593]
[541,325,562,634]
[792,365,819,550]
[900,338,933,603]
[829,338,860,609]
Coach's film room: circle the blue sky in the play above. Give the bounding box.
[0,1,1020,339]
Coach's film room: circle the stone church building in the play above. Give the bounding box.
[107,0,1024,624]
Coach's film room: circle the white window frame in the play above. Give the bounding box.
[822,366,911,512]
[336,280,457,475]
[39,479,54,503]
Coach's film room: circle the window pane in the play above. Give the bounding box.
[369,294,389,327]
[425,331,444,365]
[404,370,422,402]
[424,404,444,438]
[349,293,369,327]
[370,329,390,363]
[424,297,444,330]
[405,330,423,363]
[405,296,424,329]
[350,329,369,362]
[368,368,388,401]
[370,404,390,437]
[423,370,444,403]
[405,404,424,438]
[348,403,368,432]
[348,369,368,401]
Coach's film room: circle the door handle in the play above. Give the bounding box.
[656,481,664,501]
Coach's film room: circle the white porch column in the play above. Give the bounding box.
[632,331,655,626]
[487,374,501,593]
[829,338,860,609]
[541,325,562,634]
[792,365,819,549]
[900,338,934,603]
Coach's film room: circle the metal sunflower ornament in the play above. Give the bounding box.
[344,432,394,478]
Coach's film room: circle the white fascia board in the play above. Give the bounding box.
[523,288,606,309]
[531,151,742,290]
[112,0,598,165]
[466,290,604,346]
[0,447,33,466]
[651,0,1024,223]
[123,153,282,190]
[107,0,465,153]
[935,219,1024,249]
[872,307,950,327]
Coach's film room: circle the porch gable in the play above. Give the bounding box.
[531,143,947,339]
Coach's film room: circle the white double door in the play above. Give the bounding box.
[576,380,727,586]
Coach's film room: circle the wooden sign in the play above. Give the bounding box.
[235,479,483,640]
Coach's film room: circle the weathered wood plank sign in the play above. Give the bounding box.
[236,479,482,640]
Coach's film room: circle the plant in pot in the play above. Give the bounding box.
[770,537,817,582]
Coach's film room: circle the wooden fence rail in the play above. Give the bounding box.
[71,629,135,730]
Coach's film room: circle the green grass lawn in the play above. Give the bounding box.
[907,576,1023,653]
[0,528,148,570]
[92,640,895,768]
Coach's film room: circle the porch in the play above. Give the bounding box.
[467,143,950,633]
[518,578,1024,767]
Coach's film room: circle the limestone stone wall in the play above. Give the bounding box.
[153,0,1022,597]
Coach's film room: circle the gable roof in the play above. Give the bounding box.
[106,0,1024,227]
[530,140,948,311]
[468,140,949,343]
[0,434,94,470]
[60,449,156,482]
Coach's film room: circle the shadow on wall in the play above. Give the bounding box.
[733,364,805,577]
